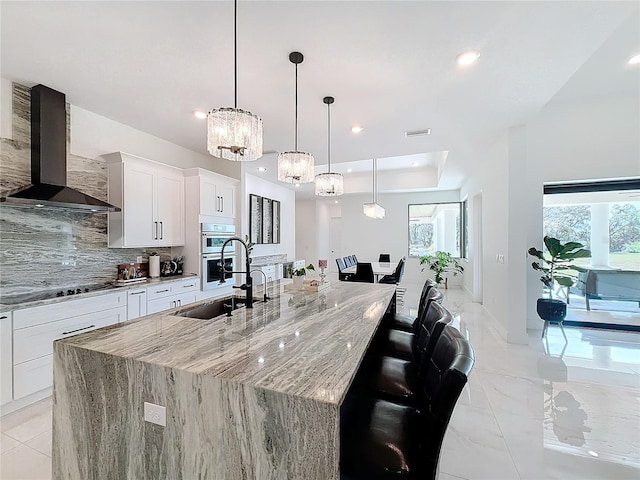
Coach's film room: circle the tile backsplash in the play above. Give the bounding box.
[0,83,169,297]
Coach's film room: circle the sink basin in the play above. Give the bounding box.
[177,299,235,319]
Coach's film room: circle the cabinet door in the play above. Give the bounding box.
[157,171,184,246]
[200,179,219,216]
[127,289,147,320]
[123,162,157,247]
[217,183,235,218]
[1,311,12,405]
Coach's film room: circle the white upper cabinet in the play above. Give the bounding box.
[105,152,185,247]
[185,168,237,219]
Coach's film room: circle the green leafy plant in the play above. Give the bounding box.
[288,263,315,277]
[528,236,591,299]
[419,251,463,285]
[244,235,255,258]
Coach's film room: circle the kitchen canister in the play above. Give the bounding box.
[149,253,160,278]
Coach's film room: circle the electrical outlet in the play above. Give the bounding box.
[144,402,166,427]
[498,254,505,263]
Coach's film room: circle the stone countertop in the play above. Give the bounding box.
[0,274,199,312]
[55,281,396,405]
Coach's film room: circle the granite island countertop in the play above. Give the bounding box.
[55,281,395,405]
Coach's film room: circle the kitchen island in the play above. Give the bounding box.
[52,281,396,479]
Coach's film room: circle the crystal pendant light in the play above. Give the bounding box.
[363,158,385,219]
[315,96,344,196]
[278,52,314,183]
[207,0,263,161]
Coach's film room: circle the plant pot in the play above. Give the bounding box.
[536,298,567,322]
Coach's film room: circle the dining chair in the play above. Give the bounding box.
[347,262,375,283]
[379,257,405,284]
[341,325,475,480]
[378,253,391,262]
[336,258,351,281]
[343,256,352,267]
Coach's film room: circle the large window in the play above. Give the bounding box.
[408,202,462,258]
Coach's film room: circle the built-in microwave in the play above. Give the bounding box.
[202,254,235,290]
[202,223,236,255]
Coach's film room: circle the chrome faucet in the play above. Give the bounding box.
[220,236,253,309]
[250,269,270,302]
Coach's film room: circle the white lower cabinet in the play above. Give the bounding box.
[127,288,147,320]
[1,311,12,405]
[12,291,127,400]
[146,278,198,314]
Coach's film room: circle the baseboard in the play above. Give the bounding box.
[1,387,51,416]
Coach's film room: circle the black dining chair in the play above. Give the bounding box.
[336,258,351,281]
[378,253,391,263]
[347,262,375,283]
[379,257,405,284]
[352,255,358,263]
[343,256,352,267]
[341,325,475,480]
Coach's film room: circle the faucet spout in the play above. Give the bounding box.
[220,236,253,309]
[250,269,270,302]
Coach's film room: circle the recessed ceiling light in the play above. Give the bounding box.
[628,53,640,65]
[295,183,300,188]
[412,162,419,167]
[347,168,353,173]
[193,110,207,120]
[351,126,363,133]
[456,50,480,67]
[257,167,267,172]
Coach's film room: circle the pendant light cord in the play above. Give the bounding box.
[234,0,238,109]
[327,102,331,173]
[294,62,298,151]
[373,158,376,203]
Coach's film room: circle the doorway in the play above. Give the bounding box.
[329,217,342,273]
[472,193,484,304]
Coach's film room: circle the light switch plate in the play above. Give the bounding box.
[144,401,166,427]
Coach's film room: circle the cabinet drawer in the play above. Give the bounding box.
[13,355,52,400]
[146,279,198,301]
[13,307,126,364]
[13,291,127,329]
[1,312,12,405]
[147,292,197,315]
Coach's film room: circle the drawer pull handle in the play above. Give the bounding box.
[0,316,7,319]
[130,291,145,296]
[183,284,195,288]
[155,289,170,293]
[63,324,96,335]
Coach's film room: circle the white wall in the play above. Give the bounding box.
[242,172,296,260]
[0,77,240,179]
[296,199,317,263]
[461,93,640,343]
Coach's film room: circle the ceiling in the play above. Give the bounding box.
[2,1,638,199]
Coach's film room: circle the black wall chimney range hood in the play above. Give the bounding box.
[0,84,120,213]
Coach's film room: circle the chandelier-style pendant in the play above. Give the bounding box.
[208,107,263,161]
[207,0,263,162]
[315,96,344,196]
[278,52,314,183]
[363,157,384,218]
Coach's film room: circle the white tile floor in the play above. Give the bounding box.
[1,283,639,480]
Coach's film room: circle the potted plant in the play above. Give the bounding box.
[288,263,315,288]
[419,251,463,288]
[528,236,591,327]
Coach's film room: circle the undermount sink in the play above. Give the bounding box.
[176,297,261,320]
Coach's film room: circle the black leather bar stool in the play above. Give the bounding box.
[341,325,475,480]
[384,280,440,333]
[376,292,446,361]
[359,303,453,406]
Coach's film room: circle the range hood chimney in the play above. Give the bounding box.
[0,84,120,213]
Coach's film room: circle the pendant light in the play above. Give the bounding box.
[363,158,385,219]
[207,0,263,161]
[278,52,314,183]
[315,96,344,196]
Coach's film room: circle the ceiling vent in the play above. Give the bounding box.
[405,129,431,138]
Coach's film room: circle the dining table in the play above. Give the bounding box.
[342,261,398,282]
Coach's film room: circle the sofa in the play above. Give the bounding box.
[568,269,640,310]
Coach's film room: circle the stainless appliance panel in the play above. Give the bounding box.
[201,223,236,254]
[202,255,234,290]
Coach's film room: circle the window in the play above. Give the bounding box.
[408,202,462,258]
